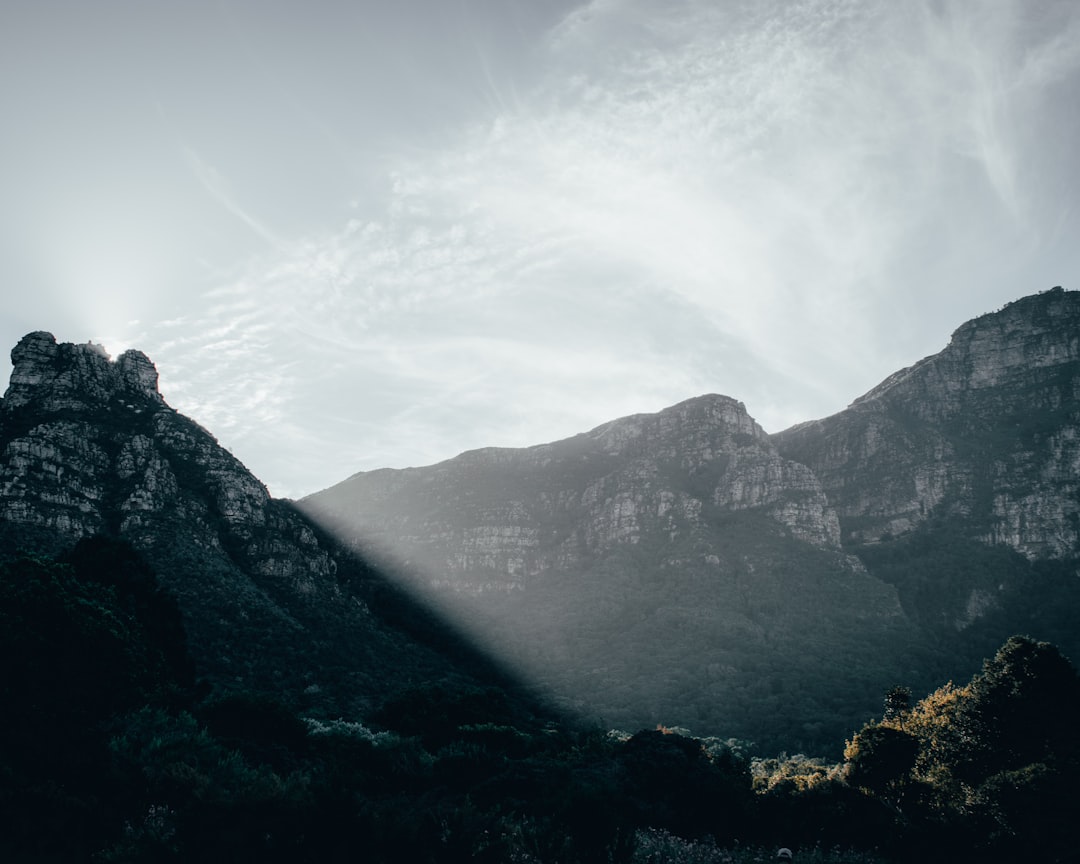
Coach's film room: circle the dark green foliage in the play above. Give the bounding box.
[0,545,192,750]
[198,693,311,772]
[61,535,196,694]
[1,555,137,728]
[841,635,1080,862]
[843,726,918,797]
[754,777,895,854]
[0,542,196,861]
[616,730,751,841]
[855,517,1080,724]
[881,687,910,722]
[2,536,1077,863]
[371,683,521,749]
[939,636,1080,788]
[855,520,1029,635]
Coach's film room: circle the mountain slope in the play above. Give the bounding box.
[303,288,1080,752]
[0,332,527,718]
[304,394,845,589]
[302,395,918,753]
[774,288,1080,661]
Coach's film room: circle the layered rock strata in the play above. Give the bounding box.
[774,288,1080,559]
[303,394,848,593]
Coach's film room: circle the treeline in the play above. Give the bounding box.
[1,539,1077,862]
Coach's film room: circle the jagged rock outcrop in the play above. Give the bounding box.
[1,333,318,571]
[4,331,164,411]
[773,288,1080,560]
[0,332,507,715]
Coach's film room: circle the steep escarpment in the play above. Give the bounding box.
[773,288,1080,559]
[0,332,518,716]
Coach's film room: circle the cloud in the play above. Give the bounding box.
[142,0,1080,498]
[183,147,284,247]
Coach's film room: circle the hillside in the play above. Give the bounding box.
[303,393,917,753]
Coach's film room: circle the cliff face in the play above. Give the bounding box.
[1,332,331,581]
[0,332,502,714]
[306,290,1080,593]
[773,288,1080,560]
[303,394,846,593]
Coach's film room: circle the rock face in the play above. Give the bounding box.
[773,287,1080,560]
[304,394,846,593]
[305,290,1080,598]
[0,333,502,716]
[4,331,164,412]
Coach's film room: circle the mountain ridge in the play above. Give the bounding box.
[302,391,849,594]
[308,288,1079,571]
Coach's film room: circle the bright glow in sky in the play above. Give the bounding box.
[2,0,1078,498]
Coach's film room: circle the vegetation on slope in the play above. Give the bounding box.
[855,516,1080,698]
[2,538,1077,863]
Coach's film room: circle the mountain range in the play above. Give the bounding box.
[299,286,1080,752]
[1,287,1077,755]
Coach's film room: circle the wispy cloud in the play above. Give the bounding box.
[142,0,1080,498]
[183,147,284,247]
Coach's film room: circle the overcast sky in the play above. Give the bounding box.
[2,0,1078,498]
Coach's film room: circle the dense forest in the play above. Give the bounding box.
[2,538,1078,863]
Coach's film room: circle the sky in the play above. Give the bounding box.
[2,0,1078,499]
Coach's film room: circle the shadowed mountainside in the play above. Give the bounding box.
[0,331,544,720]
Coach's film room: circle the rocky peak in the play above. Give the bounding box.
[0,332,516,717]
[588,394,767,458]
[775,287,1080,556]
[0,332,333,695]
[3,330,164,412]
[117,348,162,398]
[851,287,1079,415]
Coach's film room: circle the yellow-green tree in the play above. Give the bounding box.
[845,636,1080,859]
